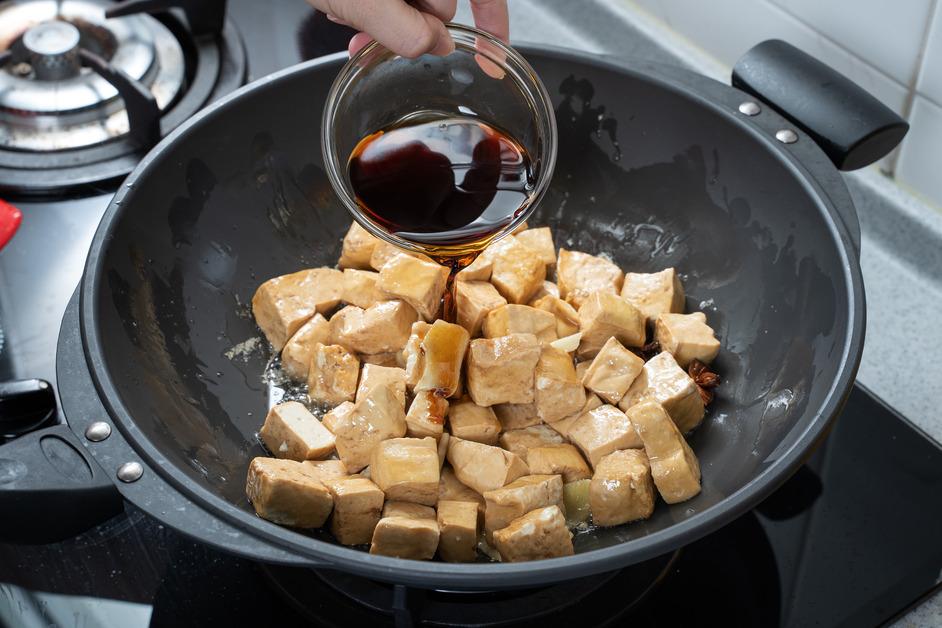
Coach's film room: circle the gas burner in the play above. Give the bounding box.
[0,0,246,197]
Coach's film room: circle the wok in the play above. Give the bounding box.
[0,40,905,589]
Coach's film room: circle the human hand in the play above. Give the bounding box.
[306,0,509,58]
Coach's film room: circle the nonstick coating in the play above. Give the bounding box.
[82,48,863,588]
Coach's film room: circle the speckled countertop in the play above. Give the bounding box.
[452,0,942,623]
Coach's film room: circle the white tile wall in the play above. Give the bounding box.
[625,0,942,211]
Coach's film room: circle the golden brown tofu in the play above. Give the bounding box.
[498,425,565,461]
[369,241,434,272]
[415,320,470,398]
[568,404,642,468]
[383,501,436,520]
[488,236,546,304]
[361,352,400,367]
[530,295,580,338]
[455,280,507,337]
[307,343,360,405]
[529,280,561,302]
[402,321,432,390]
[625,401,701,504]
[246,457,333,528]
[370,437,440,506]
[546,393,604,438]
[527,444,592,482]
[259,401,335,461]
[534,346,587,422]
[483,474,564,540]
[326,385,407,472]
[339,222,380,270]
[280,313,330,381]
[447,438,530,495]
[515,227,556,265]
[370,516,440,559]
[618,351,704,433]
[466,333,542,406]
[325,476,385,545]
[493,403,542,430]
[556,250,624,310]
[405,390,448,439]
[378,254,450,321]
[577,292,645,359]
[342,269,386,309]
[492,505,574,562]
[300,459,349,483]
[448,398,502,445]
[655,312,720,367]
[356,364,407,409]
[483,304,557,343]
[329,300,418,355]
[589,449,655,526]
[621,268,685,323]
[252,268,344,351]
[437,500,479,562]
[581,337,645,404]
[455,253,492,282]
[439,466,486,518]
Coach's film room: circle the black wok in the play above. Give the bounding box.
[0,41,904,589]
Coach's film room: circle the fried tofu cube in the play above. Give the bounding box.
[329,300,418,355]
[415,320,470,397]
[326,385,407,472]
[361,352,400,367]
[370,516,440,559]
[482,304,557,343]
[621,268,685,323]
[492,505,573,562]
[369,241,434,272]
[383,501,436,520]
[493,402,542,430]
[546,393,603,438]
[618,351,704,433]
[498,425,565,461]
[655,312,720,367]
[356,364,407,409]
[252,268,344,350]
[339,222,380,270]
[321,400,355,432]
[529,280,561,302]
[447,438,530,495]
[342,269,386,309]
[556,250,624,310]
[577,292,645,359]
[260,401,335,461]
[301,459,349,483]
[378,254,449,321]
[534,346,587,422]
[488,236,546,304]
[455,280,507,337]
[590,449,655,526]
[402,321,432,390]
[527,444,592,482]
[466,333,542,406]
[280,313,330,380]
[439,466,486,518]
[626,401,701,503]
[325,476,385,545]
[515,227,556,265]
[437,500,479,562]
[448,399,502,445]
[456,254,493,282]
[406,390,448,439]
[307,343,360,405]
[568,404,642,468]
[246,457,333,528]
[581,337,645,404]
[371,437,440,506]
[530,295,580,338]
[483,474,564,539]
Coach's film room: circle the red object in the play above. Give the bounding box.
[0,199,22,250]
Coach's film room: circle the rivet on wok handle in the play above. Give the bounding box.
[117,461,144,483]
[85,421,112,442]
[738,101,761,116]
[776,129,798,144]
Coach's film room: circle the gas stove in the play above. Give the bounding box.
[0,1,940,627]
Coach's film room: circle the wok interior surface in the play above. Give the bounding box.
[88,50,857,568]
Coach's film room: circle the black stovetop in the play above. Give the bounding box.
[1,2,941,627]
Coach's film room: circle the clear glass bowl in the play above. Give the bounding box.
[321,23,558,259]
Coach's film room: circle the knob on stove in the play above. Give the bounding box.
[22,20,82,81]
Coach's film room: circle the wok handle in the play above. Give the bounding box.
[0,381,123,544]
[732,39,909,171]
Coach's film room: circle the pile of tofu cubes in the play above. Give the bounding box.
[245,222,720,563]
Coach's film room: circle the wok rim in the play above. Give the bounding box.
[80,47,865,588]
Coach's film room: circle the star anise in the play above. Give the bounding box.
[688,359,720,405]
[640,340,661,361]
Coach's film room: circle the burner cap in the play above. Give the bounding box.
[22,20,81,80]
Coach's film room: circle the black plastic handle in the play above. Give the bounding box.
[732,39,909,171]
[0,379,57,441]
